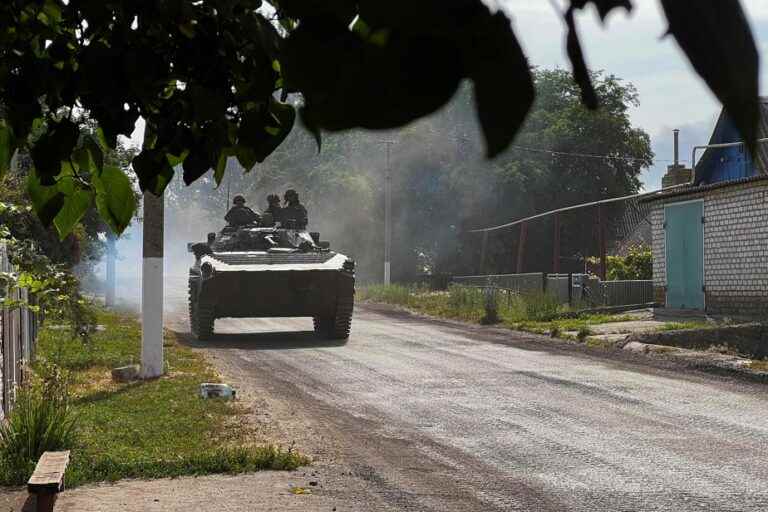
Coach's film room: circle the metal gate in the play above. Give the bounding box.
[665,201,705,309]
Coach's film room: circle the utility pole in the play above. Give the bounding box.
[141,191,164,379]
[105,232,116,307]
[226,174,231,215]
[383,141,394,285]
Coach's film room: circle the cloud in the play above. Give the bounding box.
[499,0,768,190]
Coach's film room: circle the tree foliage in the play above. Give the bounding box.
[606,245,652,281]
[0,202,97,341]
[169,70,653,282]
[0,0,759,236]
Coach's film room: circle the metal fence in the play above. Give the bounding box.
[0,243,39,421]
[452,273,546,294]
[452,272,655,309]
[600,280,654,307]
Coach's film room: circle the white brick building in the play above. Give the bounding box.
[642,176,768,316]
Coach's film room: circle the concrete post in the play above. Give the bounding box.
[383,141,393,285]
[141,192,164,379]
[553,213,561,274]
[105,232,116,307]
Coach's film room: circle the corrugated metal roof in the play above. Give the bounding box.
[696,98,768,184]
[640,174,768,203]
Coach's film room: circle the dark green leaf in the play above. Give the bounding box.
[30,119,80,184]
[93,166,136,234]
[53,188,93,240]
[571,0,632,21]
[660,0,759,154]
[166,150,189,168]
[237,99,296,165]
[236,146,258,171]
[284,22,462,132]
[72,146,94,174]
[132,149,175,195]
[182,147,213,185]
[83,135,104,173]
[213,152,230,186]
[358,0,477,36]
[26,168,65,227]
[277,0,358,24]
[188,85,227,123]
[467,12,535,157]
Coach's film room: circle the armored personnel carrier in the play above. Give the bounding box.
[187,221,355,341]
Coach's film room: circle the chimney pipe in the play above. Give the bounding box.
[673,129,680,167]
[662,129,692,189]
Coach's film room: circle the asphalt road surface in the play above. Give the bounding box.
[167,285,768,511]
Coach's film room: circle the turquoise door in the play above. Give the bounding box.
[665,201,704,309]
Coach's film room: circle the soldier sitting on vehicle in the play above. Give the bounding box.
[224,195,261,227]
[281,189,308,229]
[263,194,283,226]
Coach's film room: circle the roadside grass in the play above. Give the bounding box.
[657,321,713,332]
[358,284,633,337]
[748,359,768,371]
[0,309,307,488]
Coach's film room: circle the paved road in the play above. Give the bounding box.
[167,289,768,511]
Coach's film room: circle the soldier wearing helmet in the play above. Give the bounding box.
[264,194,283,226]
[282,189,308,229]
[224,195,261,227]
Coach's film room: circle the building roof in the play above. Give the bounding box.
[695,98,768,184]
[640,174,768,203]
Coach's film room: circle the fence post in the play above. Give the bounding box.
[568,273,573,307]
[106,232,117,307]
[481,284,499,325]
[553,212,561,274]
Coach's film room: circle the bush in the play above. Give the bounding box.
[576,326,592,342]
[606,245,652,281]
[0,363,77,485]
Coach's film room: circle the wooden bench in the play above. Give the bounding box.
[27,451,70,512]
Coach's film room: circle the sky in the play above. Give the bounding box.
[499,0,768,190]
[127,0,768,192]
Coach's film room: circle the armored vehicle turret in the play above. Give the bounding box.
[187,221,355,340]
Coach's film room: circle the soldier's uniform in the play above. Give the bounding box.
[264,194,283,225]
[282,189,308,229]
[281,202,308,229]
[225,196,260,227]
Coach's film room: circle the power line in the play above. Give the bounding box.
[467,190,656,234]
[508,145,686,165]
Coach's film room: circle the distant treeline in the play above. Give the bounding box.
[167,70,653,282]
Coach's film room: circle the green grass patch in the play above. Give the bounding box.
[358,284,633,339]
[657,321,713,332]
[748,359,768,372]
[0,309,307,487]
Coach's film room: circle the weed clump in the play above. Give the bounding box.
[576,326,592,342]
[0,362,77,485]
